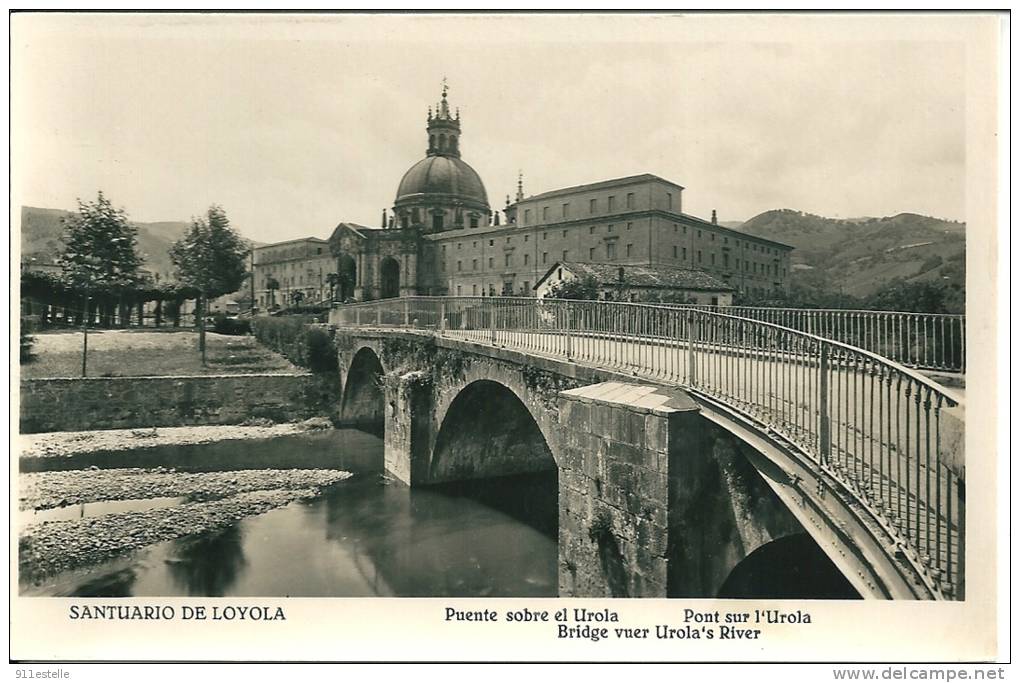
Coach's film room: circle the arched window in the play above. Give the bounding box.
[429,134,435,151]
[439,133,446,152]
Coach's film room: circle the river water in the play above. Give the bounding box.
[21,430,559,598]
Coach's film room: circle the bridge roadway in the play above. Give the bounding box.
[413,324,964,595]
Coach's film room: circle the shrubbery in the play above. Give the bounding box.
[211,313,251,336]
[20,318,36,364]
[251,315,337,374]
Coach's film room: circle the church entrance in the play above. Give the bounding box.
[337,255,356,302]
[380,257,401,299]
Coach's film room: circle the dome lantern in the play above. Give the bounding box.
[426,79,462,158]
[395,80,489,233]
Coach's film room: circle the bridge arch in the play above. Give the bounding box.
[717,532,861,599]
[431,379,558,483]
[340,345,386,435]
[430,361,565,473]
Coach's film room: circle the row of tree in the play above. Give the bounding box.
[542,271,963,315]
[39,191,250,368]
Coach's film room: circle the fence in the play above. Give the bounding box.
[332,296,965,600]
[678,306,965,373]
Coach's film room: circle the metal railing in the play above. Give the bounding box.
[677,306,966,374]
[331,296,965,599]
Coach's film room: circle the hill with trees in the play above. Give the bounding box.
[20,205,191,281]
[736,209,965,306]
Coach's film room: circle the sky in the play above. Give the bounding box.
[13,13,972,244]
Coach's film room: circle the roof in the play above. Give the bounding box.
[521,174,684,204]
[538,261,735,292]
[395,155,489,209]
[253,236,328,250]
[329,222,384,240]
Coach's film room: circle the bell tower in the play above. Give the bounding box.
[426,78,461,158]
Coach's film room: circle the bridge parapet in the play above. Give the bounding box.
[676,305,966,374]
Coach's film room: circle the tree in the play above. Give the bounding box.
[290,290,305,306]
[866,278,964,314]
[546,274,600,300]
[169,205,249,364]
[59,192,142,376]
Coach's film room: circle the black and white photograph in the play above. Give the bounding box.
[10,11,1005,664]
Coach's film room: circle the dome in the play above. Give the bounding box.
[394,156,489,211]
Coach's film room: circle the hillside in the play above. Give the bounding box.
[736,209,965,298]
[21,206,192,281]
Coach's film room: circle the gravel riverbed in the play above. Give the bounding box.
[17,423,355,584]
[20,467,352,511]
[19,421,332,459]
[19,488,336,581]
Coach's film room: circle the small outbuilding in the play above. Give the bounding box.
[534,261,735,306]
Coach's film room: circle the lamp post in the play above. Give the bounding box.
[250,248,256,316]
[72,256,103,378]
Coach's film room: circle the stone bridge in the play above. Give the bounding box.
[332,326,949,600]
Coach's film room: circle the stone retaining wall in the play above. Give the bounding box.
[20,373,334,434]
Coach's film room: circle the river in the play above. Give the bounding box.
[21,430,559,598]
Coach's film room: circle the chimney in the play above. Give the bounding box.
[711,209,717,225]
[382,208,388,228]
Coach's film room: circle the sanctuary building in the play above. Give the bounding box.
[258,85,794,308]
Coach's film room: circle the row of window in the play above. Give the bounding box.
[669,224,783,255]
[665,246,785,276]
[438,224,785,258]
[259,273,325,287]
[258,259,331,275]
[403,208,481,230]
[523,190,658,226]
[442,246,786,278]
[257,246,324,262]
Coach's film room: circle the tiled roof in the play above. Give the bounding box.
[552,261,735,292]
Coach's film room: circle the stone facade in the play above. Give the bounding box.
[252,237,335,311]
[557,382,805,598]
[556,384,691,597]
[20,373,332,434]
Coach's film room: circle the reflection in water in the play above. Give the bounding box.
[71,567,138,597]
[23,430,559,598]
[164,526,248,597]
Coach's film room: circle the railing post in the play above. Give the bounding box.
[956,480,966,600]
[687,309,697,386]
[564,301,573,361]
[818,343,831,465]
[439,300,446,336]
[490,300,497,345]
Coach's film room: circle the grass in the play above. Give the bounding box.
[20,329,301,379]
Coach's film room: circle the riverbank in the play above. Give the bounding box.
[19,467,352,582]
[19,419,333,459]
[20,466,352,511]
